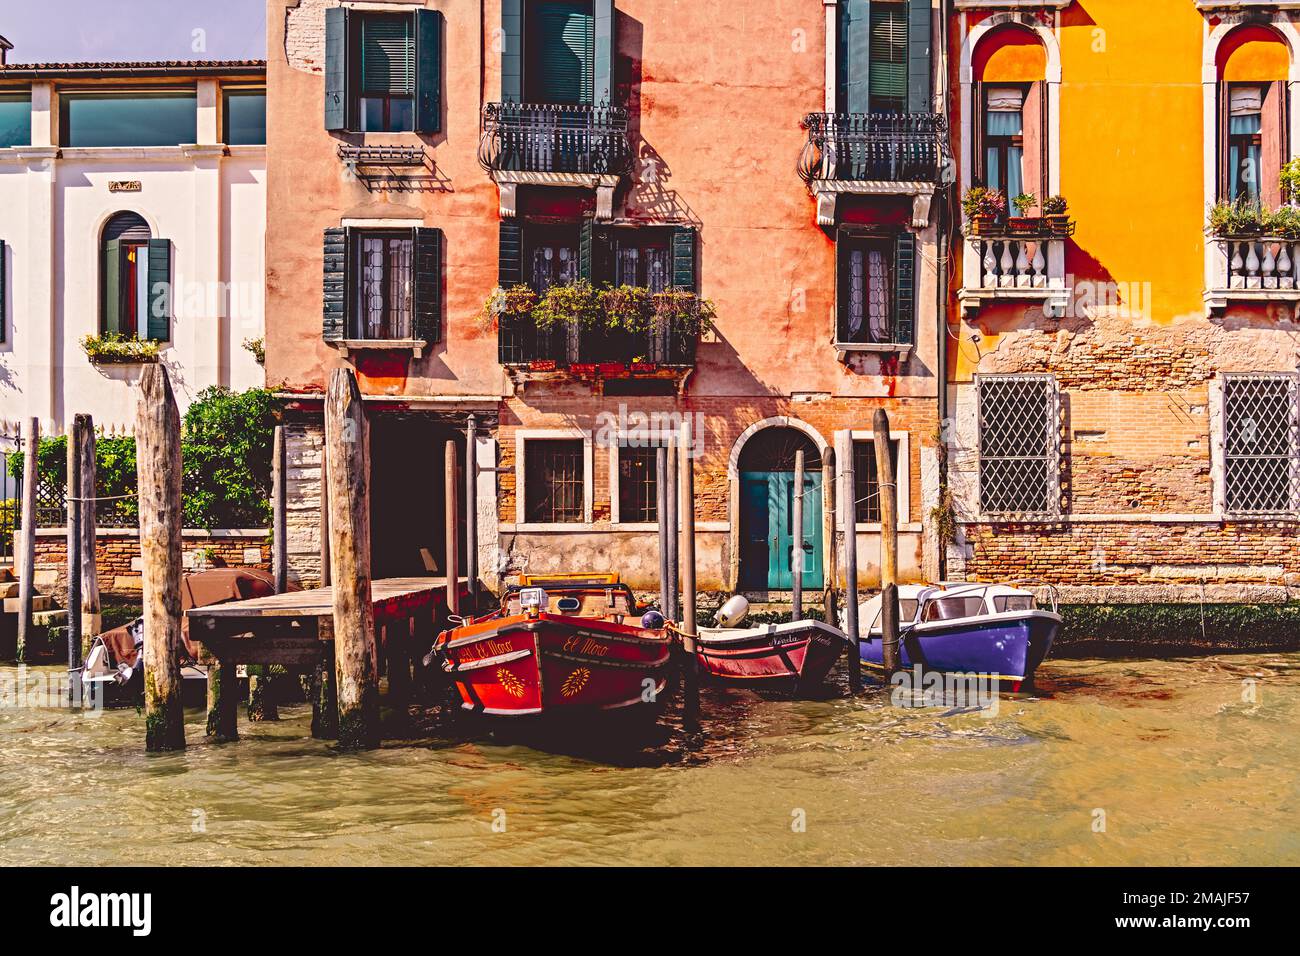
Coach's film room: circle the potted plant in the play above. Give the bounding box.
[1007,192,1040,236]
[1042,195,1073,237]
[80,332,161,364]
[1207,199,1265,239]
[1280,158,1300,205]
[961,186,1007,234]
[477,283,538,333]
[1262,204,1300,241]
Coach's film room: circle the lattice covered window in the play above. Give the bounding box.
[977,374,1061,517]
[524,439,585,523]
[1223,373,1300,516]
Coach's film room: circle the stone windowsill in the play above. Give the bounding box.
[331,338,426,359]
[833,341,913,360]
[957,285,1072,319]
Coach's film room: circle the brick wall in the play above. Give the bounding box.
[25,529,270,605]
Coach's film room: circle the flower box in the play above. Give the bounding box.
[569,362,598,376]
[599,362,628,377]
[528,359,558,372]
[81,334,161,364]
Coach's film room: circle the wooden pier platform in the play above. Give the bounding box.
[187,576,470,667]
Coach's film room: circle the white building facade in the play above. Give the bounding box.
[0,58,266,437]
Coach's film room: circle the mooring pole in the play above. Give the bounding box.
[77,415,100,646]
[445,439,460,618]
[310,438,338,740]
[16,417,38,664]
[792,449,804,621]
[249,424,287,722]
[841,439,862,694]
[656,444,670,615]
[822,447,838,628]
[325,367,379,750]
[465,414,479,614]
[136,365,186,751]
[205,655,239,742]
[874,408,901,679]
[66,418,83,703]
[665,438,679,622]
[678,419,699,719]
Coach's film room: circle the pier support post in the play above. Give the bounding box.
[841,439,862,694]
[665,440,679,623]
[66,419,83,700]
[792,449,804,621]
[465,415,478,613]
[136,365,186,751]
[445,440,459,618]
[678,420,698,720]
[16,417,37,663]
[249,425,288,722]
[205,657,239,741]
[822,447,838,628]
[325,367,379,750]
[311,634,340,740]
[74,414,100,648]
[656,444,669,615]
[874,409,901,679]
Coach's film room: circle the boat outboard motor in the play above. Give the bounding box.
[641,609,666,630]
[715,594,749,628]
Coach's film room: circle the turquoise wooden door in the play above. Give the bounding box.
[740,471,824,590]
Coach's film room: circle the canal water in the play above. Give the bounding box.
[1,653,1297,866]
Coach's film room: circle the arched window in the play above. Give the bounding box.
[1216,25,1290,206]
[973,25,1047,201]
[100,212,170,341]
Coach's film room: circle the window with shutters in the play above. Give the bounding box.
[869,1,908,113]
[612,230,671,292]
[99,212,170,342]
[524,438,587,523]
[977,374,1061,517]
[1214,27,1289,208]
[352,231,414,339]
[322,226,441,349]
[324,8,441,134]
[527,1,595,105]
[1222,374,1300,516]
[836,231,915,347]
[359,13,415,132]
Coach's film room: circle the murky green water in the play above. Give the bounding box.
[1,654,1297,866]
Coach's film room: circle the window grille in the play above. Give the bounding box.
[977,374,1060,517]
[1223,373,1300,516]
[617,445,658,524]
[853,439,899,524]
[525,439,585,523]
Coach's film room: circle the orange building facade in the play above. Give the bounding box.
[946,0,1300,601]
[266,0,949,594]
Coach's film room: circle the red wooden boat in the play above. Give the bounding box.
[434,573,672,716]
[696,619,846,689]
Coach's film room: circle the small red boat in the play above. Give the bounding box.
[435,573,672,716]
[696,619,847,689]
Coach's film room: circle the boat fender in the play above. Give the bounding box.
[641,609,666,630]
[715,594,750,628]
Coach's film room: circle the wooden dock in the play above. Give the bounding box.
[187,576,470,667]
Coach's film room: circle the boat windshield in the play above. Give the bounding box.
[920,595,986,622]
[993,594,1036,612]
[505,587,636,618]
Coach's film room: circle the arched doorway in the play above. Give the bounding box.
[737,426,824,591]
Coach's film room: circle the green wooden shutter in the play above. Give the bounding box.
[907,0,933,113]
[412,227,442,344]
[0,239,5,343]
[594,0,614,106]
[499,220,523,286]
[578,219,612,284]
[361,14,414,95]
[536,3,595,105]
[893,232,915,345]
[102,239,122,335]
[324,6,350,131]
[146,238,171,342]
[869,2,908,113]
[671,226,698,292]
[414,9,442,133]
[502,0,523,102]
[843,0,871,114]
[323,227,348,342]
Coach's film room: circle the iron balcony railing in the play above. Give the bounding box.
[799,112,949,185]
[498,320,697,369]
[479,102,633,177]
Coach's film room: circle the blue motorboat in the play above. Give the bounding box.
[855,583,1060,690]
